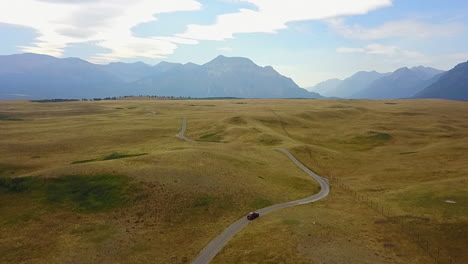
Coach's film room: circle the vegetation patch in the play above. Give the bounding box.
[258,134,282,146]
[0,174,129,212]
[198,132,223,142]
[193,194,214,207]
[251,198,272,209]
[71,159,98,164]
[258,117,287,126]
[45,174,129,211]
[227,116,247,125]
[0,177,38,193]
[283,218,301,225]
[31,99,79,103]
[400,151,418,155]
[369,132,392,141]
[0,165,12,176]
[351,131,392,145]
[0,115,24,121]
[71,152,147,164]
[103,152,147,160]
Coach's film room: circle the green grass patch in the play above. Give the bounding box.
[0,165,10,176]
[400,151,418,155]
[369,131,392,141]
[258,134,282,146]
[31,99,79,103]
[251,198,272,209]
[103,152,147,160]
[0,174,129,212]
[71,159,98,164]
[0,115,24,121]
[45,175,128,211]
[71,152,147,164]
[348,131,393,150]
[198,133,222,142]
[193,194,214,207]
[227,116,247,125]
[0,177,39,193]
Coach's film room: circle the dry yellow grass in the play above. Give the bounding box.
[0,99,467,264]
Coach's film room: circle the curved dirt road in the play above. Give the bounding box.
[177,116,195,143]
[191,148,330,264]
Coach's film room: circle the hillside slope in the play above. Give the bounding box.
[414,61,468,101]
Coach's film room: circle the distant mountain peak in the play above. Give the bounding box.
[351,65,445,99]
[415,61,468,101]
[411,65,426,70]
[204,55,255,66]
[394,67,411,72]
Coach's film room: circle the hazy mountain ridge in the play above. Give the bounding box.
[351,66,445,99]
[0,53,321,100]
[307,78,342,97]
[310,66,447,99]
[132,55,320,98]
[414,61,468,100]
[0,53,129,99]
[308,71,390,98]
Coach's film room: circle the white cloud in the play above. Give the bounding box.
[337,43,425,58]
[327,18,463,40]
[336,43,468,70]
[178,0,393,40]
[0,0,201,62]
[0,0,394,62]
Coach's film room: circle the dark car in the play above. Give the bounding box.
[247,212,260,220]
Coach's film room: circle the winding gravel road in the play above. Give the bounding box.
[177,116,195,143]
[176,117,330,264]
[191,148,330,264]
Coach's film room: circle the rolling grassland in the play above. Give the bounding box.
[0,99,466,263]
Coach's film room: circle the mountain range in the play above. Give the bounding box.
[309,66,445,99]
[350,66,445,99]
[1,53,467,101]
[414,61,468,100]
[309,71,390,98]
[0,53,320,100]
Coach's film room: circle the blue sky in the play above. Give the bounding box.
[1,0,467,87]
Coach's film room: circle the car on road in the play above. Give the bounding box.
[247,212,260,220]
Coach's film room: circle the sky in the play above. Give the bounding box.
[1,0,467,87]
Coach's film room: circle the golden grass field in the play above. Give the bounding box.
[0,99,466,264]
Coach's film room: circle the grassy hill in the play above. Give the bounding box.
[0,99,466,263]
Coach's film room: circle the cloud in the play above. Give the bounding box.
[328,18,463,40]
[0,0,202,62]
[0,0,393,62]
[335,43,468,69]
[178,0,393,41]
[337,43,425,58]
